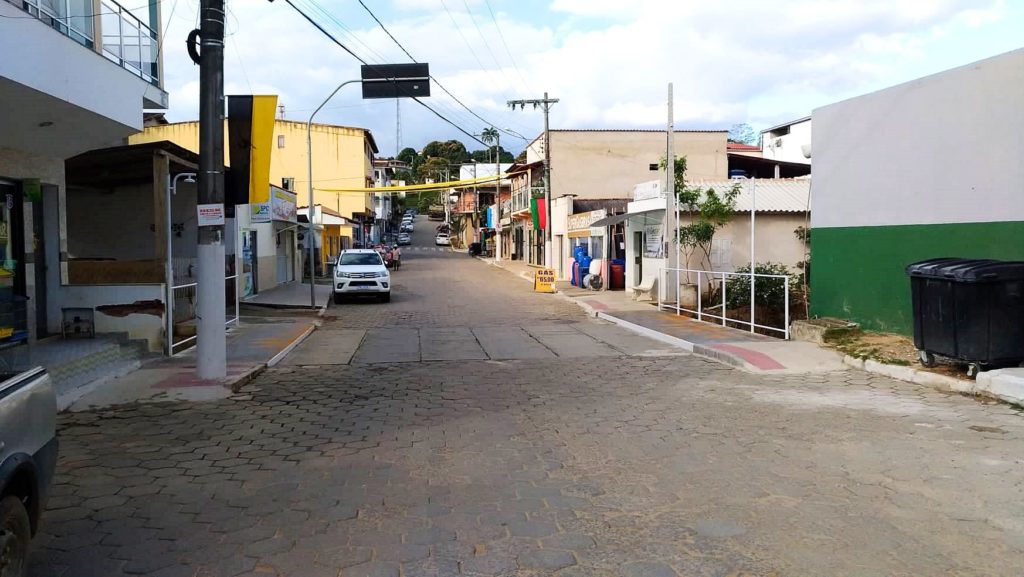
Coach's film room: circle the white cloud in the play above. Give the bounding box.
[156,0,1014,153]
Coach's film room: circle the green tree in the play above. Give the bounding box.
[728,123,757,145]
[416,157,449,182]
[662,155,741,280]
[416,190,442,213]
[394,168,417,184]
[397,146,419,165]
[725,262,794,310]
[421,140,469,165]
[481,127,499,162]
[470,146,515,164]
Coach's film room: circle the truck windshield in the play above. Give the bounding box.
[339,253,382,266]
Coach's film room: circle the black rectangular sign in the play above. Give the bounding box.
[361,63,430,99]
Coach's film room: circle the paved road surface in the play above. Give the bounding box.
[35,215,1024,576]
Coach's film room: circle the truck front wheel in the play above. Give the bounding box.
[0,495,30,577]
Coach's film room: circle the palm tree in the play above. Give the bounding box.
[481,127,499,164]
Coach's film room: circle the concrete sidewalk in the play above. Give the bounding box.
[243,281,331,309]
[486,258,845,374]
[65,312,316,410]
[477,256,540,284]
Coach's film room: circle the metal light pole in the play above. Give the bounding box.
[300,63,431,308]
[196,0,226,379]
[494,130,500,260]
[749,177,757,333]
[473,160,479,245]
[166,172,195,357]
[307,79,359,309]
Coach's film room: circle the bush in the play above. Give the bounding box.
[725,262,794,309]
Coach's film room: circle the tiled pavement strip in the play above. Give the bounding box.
[33,218,1024,577]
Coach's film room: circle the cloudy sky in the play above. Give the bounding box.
[159,0,1023,155]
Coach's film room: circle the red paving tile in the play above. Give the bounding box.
[710,343,786,370]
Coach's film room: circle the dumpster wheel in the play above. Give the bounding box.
[967,363,981,379]
[918,350,937,368]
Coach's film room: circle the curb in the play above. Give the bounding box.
[692,344,751,370]
[596,312,694,352]
[228,321,319,392]
[267,323,318,368]
[227,364,266,393]
[595,312,787,373]
[844,355,1024,408]
[842,355,977,395]
[476,257,537,285]
[565,295,599,317]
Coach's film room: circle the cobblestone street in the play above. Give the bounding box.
[33,231,1024,576]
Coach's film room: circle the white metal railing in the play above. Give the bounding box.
[658,267,791,339]
[510,189,529,212]
[167,249,239,355]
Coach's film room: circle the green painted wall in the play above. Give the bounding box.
[810,221,1024,334]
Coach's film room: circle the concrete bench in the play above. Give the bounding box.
[630,276,657,301]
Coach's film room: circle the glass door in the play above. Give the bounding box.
[0,182,26,343]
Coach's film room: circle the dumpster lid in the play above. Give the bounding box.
[906,258,1024,282]
[906,258,992,278]
[949,261,1024,283]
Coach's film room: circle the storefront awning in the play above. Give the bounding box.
[589,213,629,227]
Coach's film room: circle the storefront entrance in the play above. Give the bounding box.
[0,180,27,345]
[277,227,296,284]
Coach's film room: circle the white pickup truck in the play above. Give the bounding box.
[0,367,58,577]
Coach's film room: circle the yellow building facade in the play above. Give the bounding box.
[129,119,378,245]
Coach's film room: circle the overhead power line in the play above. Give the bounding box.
[294,0,486,135]
[483,0,534,95]
[356,0,527,143]
[461,0,516,90]
[277,0,487,147]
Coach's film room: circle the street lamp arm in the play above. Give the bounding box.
[306,78,361,308]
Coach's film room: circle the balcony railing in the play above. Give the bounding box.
[510,186,545,213]
[10,0,160,86]
[101,0,160,86]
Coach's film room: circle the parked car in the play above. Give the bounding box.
[401,223,413,233]
[1,367,58,577]
[398,233,412,245]
[334,249,391,303]
[435,233,451,246]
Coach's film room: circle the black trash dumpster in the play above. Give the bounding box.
[906,258,1024,376]
[468,242,482,256]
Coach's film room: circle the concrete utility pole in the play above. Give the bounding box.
[196,0,226,380]
[508,93,558,268]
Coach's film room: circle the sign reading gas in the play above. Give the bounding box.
[534,268,556,293]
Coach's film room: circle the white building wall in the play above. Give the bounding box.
[56,285,165,352]
[762,119,812,164]
[551,196,572,280]
[716,214,807,272]
[0,0,163,125]
[812,48,1024,230]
